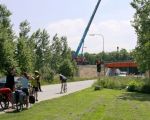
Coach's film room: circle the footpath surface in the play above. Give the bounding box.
[38,80,95,102]
[0,80,95,114]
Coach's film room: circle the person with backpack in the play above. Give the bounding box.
[59,74,67,93]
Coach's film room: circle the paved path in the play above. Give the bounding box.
[38,80,95,102]
[0,80,95,114]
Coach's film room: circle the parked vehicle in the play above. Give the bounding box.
[118,72,127,77]
[0,77,19,88]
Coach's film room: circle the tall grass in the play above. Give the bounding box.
[94,76,150,94]
[94,76,143,90]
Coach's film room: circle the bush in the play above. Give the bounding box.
[126,80,143,92]
[94,76,143,90]
[40,66,54,82]
[94,77,150,94]
[141,85,150,93]
[94,85,102,91]
[59,59,74,77]
[94,77,130,90]
[126,79,150,93]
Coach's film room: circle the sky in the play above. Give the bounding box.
[0,0,137,53]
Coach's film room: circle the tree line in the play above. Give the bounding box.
[0,1,150,79]
[0,4,76,80]
[83,48,133,65]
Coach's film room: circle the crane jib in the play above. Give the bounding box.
[74,0,102,58]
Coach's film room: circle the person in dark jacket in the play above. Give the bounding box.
[96,60,102,77]
[5,67,16,91]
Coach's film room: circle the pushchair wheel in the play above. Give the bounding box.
[0,95,9,110]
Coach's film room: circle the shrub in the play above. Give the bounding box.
[94,76,143,90]
[40,66,54,82]
[59,59,74,77]
[94,77,128,89]
[94,85,101,91]
[141,85,150,93]
[126,79,150,93]
[126,80,142,92]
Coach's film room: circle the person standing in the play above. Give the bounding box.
[5,67,16,91]
[96,60,102,78]
[30,71,39,101]
[34,71,42,92]
[18,72,29,109]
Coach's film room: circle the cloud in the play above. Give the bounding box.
[46,19,137,53]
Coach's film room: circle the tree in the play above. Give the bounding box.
[0,4,16,72]
[84,53,97,65]
[50,34,63,72]
[131,0,150,77]
[60,36,72,60]
[119,49,129,61]
[33,29,51,70]
[16,20,33,72]
[59,59,74,77]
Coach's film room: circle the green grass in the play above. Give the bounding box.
[94,76,144,90]
[1,88,150,120]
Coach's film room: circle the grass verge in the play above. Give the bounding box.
[1,88,150,120]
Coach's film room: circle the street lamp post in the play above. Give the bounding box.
[89,33,105,75]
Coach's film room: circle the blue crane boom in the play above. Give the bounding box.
[74,0,102,58]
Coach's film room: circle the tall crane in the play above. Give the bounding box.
[74,0,102,60]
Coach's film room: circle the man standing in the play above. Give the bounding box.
[5,67,16,91]
[96,60,102,78]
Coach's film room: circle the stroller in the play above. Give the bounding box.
[0,88,11,110]
[0,87,27,112]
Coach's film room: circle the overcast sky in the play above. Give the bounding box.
[1,0,137,53]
